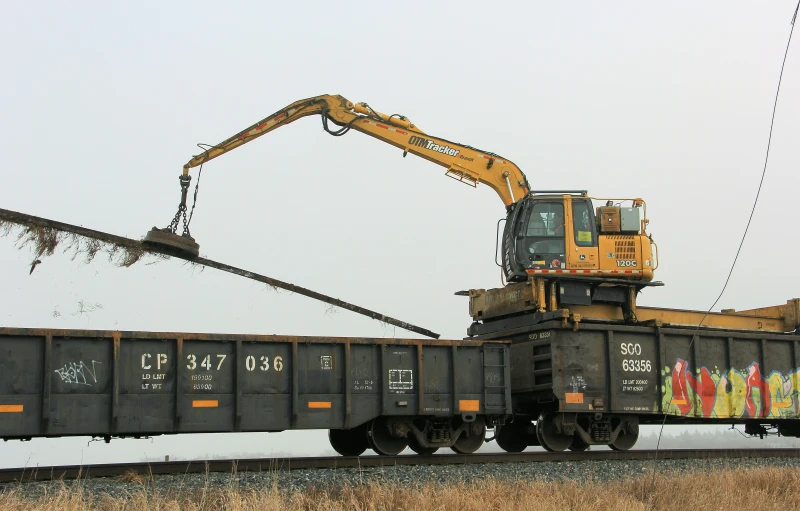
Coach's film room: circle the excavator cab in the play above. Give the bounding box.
[473,191,660,330]
[501,191,656,284]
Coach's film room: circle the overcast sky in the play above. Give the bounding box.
[1,1,798,467]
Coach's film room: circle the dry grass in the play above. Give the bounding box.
[0,219,162,268]
[1,466,798,511]
[114,471,148,485]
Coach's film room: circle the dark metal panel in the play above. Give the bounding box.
[175,338,183,431]
[509,342,533,393]
[178,394,234,432]
[417,343,425,416]
[48,337,112,435]
[691,334,700,403]
[50,338,111,394]
[726,337,733,376]
[509,330,549,394]
[451,345,459,414]
[291,342,298,428]
[235,340,242,432]
[761,339,795,419]
[481,344,511,413]
[349,395,381,428]
[350,344,379,395]
[112,334,120,433]
[0,335,44,437]
[239,395,291,431]
[421,345,452,415]
[0,336,45,394]
[660,330,692,416]
[608,330,659,413]
[181,341,234,395]
[692,335,729,418]
[240,342,291,394]
[0,395,41,437]
[728,337,760,372]
[551,330,606,413]
[41,333,51,434]
[119,339,176,395]
[655,330,664,413]
[762,339,793,375]
[605,331,613,411]
[117,395,174,433]
[697,336,727,375]
[294,395,344,429]
[179,340,235,433]
[293,342,345,429]
[457,346,483,395]
[117,338,182,434]
[382,345,419,415]
[297,343,343,394]
[49,395,112,435]
[502,344,514,415]
[344,341,352,429]
[347,344,380,427]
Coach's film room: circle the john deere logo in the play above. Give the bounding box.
[408,136,461,157]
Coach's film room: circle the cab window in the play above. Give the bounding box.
[526,203,564,237]
[524,202,565,256]
[572,200,596,247]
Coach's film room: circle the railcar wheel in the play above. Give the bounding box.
[407,434,438,455]
[452,418,486,454]
[536,411,573,452]
[609,427,639,451]
[496,420,528,453]
[369,417,408,456]
[568,436,590,452]
[329,426,368,456]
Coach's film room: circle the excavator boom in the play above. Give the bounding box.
[182,95,333,173]
[182,94,530,207]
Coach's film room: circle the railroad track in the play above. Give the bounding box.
[2,448,798,484]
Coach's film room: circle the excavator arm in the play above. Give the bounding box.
[152,94,656,298]
[182,94,530,207]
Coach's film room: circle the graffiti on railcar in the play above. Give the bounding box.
[661,359,800,419]
[54,360,102,386]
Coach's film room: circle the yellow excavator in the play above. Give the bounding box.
[145,94,660,319]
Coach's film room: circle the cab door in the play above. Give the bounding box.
[565,198,599,270]
[516,201,567,271]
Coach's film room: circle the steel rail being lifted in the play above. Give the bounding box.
[0,207,439,339]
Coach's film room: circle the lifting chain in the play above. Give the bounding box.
[184,162,203,235]
[165,174,193,236]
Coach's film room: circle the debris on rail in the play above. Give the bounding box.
[0,207,440,339]
[0,214,152,268]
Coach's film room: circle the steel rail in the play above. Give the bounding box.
[1,449,798,484]
[0,207,439,339]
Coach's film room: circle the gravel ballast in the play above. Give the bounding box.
[3,455,800,500]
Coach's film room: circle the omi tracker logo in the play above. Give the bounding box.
[408,136,461,157]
